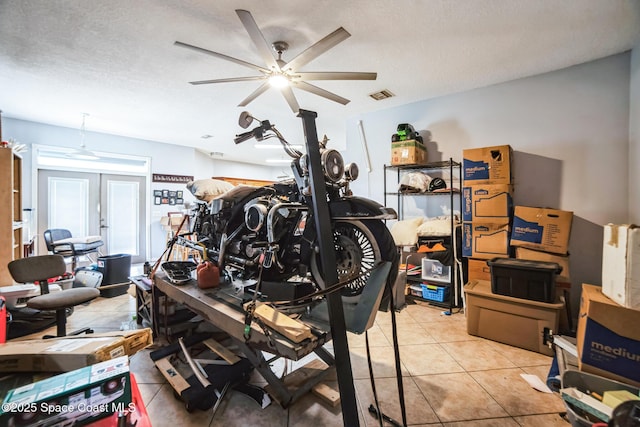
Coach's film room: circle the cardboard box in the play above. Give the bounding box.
[0,328,152,372]
[462,145,512,185]
[462,222,511,259]
[0,356,131,426]
[391,139,427,166]
[462,184,514,223]
[510,206,573,255]
[464,280,564,356]
[577,284,640,386]
[516,247,571,285]
[467,258,491,282]
[602,224,640,309]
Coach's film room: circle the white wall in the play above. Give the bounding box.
[345,52,632,315]
[630,41,640,225]
[4,118,280,260]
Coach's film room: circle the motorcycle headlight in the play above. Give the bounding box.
[344,163,359,181]
[321,149,344,183]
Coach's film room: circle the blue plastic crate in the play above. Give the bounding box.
[420,283,449,302]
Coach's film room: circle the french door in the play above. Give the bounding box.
[37,170,146,264]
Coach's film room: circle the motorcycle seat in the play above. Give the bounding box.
[214,184,258,202]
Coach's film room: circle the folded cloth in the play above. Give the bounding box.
[54,235,103,245]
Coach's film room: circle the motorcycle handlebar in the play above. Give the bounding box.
[234,120,272,144]
[233,130,255,144]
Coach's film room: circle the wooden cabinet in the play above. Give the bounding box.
[0,148,23,285]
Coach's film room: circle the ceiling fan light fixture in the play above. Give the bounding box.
[268,74,289,88]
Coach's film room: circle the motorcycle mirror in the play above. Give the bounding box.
[238,111,254,129]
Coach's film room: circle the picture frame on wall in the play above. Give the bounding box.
[169,198,176,205]
[154,196,161,205]
[177,191,183,198]
[176,198,184,205]
[162,190,169,198]
[153,190,162,197]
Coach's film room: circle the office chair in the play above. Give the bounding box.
[43,228,104,270]
[8,255,100,338]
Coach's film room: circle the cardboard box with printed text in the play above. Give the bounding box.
[462,145,512,185]
[510,206,573,255]
[577,284,640,387]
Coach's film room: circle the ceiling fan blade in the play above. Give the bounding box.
[238,81,271,107]
[189,76,266,85]
[284,27,351,71]
[295,81,350,105]
[235,9,280,71]
[280,86,300,113]
[294,72,377,81]
[175,41,270,73]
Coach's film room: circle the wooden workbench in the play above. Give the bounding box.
[152,273,336,407]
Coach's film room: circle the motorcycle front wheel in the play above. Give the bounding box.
[310,220,398,303]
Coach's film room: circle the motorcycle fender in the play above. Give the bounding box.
[329,197,397,220]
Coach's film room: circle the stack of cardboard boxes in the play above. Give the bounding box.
[461,145,576,356]
[461,145,514,271]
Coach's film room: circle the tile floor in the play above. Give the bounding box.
[17,287,571,426]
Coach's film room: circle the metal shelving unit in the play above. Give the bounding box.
[384,159,463,311]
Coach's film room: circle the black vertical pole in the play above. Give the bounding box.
[298,109,359,426]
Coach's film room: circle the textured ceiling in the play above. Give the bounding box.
[1,0,639,165]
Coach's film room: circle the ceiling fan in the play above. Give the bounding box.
[175,9,377,113]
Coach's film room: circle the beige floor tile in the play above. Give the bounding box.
[486,340,554,367]
[426,317,481,343]
[350,344,409,379]
[405,302,455,323]
[440,340,517,371]
[379,320,438,346]
[128,349,166,384]
[414,372,509,422]
[375,309,420,326]
[443,418,519,426]
[399,344,464,376]
[355,376,440,426]
[347,323,391,348]
[135,382,163,407]
[513,413,571,426]
[470,368,565,416]
[521,365,554,384]
[209,388,288,427]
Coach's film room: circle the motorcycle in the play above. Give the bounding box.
[186,111,399,309]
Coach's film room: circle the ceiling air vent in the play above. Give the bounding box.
[369,90,394,101]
